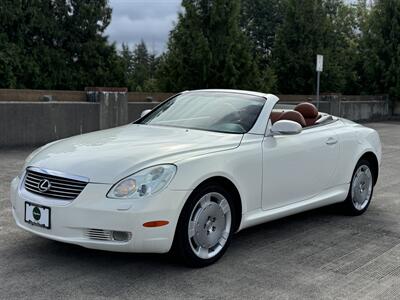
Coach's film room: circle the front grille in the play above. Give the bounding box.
[85,229,112,241]
[24,168,88,200]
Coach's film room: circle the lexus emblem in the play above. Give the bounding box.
[38,179,51,192]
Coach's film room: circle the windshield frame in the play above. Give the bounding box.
[134,91,267,134]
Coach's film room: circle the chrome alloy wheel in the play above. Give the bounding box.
[188,192,232,259]
[351,164,373,211]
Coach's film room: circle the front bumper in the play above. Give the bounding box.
[10,176,190,253]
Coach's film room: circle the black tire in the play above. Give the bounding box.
[172,184,236,268]
[342,159,375,216]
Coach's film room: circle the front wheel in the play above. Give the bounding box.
[343,159,375,216]
[173,184,236,267]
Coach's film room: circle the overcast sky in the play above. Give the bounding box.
[105,0,358,55]
[105,0,182,55]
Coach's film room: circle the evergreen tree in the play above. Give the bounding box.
[241,0,283,64]
[0,0,124,89]
[2,0,393,97]
[272,0,329,94]
[120,43,134,88]
[323,0,360,93]
[144,53,160,92]
[157,0,213,91]
[158,0,262,92]
[361,0,400,101]
[272,0,361,94]
[240,0,283,92]
[132,41,151,91]
[120,41,159,92]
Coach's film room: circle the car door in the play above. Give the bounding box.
[262,121,341,210]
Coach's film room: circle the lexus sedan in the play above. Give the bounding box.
[10,89,382,267]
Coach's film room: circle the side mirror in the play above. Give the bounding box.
[270,120,302,135]
[140,109,152,118]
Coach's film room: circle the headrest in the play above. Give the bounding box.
[278,111,306,127]
[294,102,318,118]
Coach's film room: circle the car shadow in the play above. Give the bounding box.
[27,203,346,268]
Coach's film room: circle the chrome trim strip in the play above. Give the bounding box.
[25,177,83,193]
[24,186,76,199]
[27,176,86,187]
[22,167,88,202]
[26,166,90,183]
[85,229,113,241]
[17,171,73,206]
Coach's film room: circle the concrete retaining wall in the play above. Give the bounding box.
[0,88,173,103]
[0,91,390,147]
[340,100,390,121]
[0,102,98,147]
[0,89,87,102]
[128,102,159,121]
[280,94,389,122]
[0,99,158,147]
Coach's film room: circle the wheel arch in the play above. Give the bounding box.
[357,151,379,185]
[187,176,243,233]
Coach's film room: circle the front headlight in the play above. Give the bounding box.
[107,164,177,199]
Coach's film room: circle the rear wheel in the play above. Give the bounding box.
[173,184,236,267]
[343,159,374,215]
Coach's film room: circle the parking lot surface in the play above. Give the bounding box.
[1,122,400,300]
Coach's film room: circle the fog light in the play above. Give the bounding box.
[112,231,131,242]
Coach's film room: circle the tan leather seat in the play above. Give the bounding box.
[270,111,284,124]
[294,102,319,126]
[278,111,306,127]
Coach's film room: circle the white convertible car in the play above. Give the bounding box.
[10,90,381,267]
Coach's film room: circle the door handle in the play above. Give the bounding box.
[326,137,338,145]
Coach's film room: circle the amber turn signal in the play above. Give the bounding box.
[143,220,169,227]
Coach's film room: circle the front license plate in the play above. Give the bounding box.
[24,202,51,229]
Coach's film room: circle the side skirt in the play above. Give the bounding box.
[238,183,349,231]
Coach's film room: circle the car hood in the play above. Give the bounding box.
[27,124,242,183]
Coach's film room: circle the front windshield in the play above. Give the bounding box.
[138,92,266,134]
